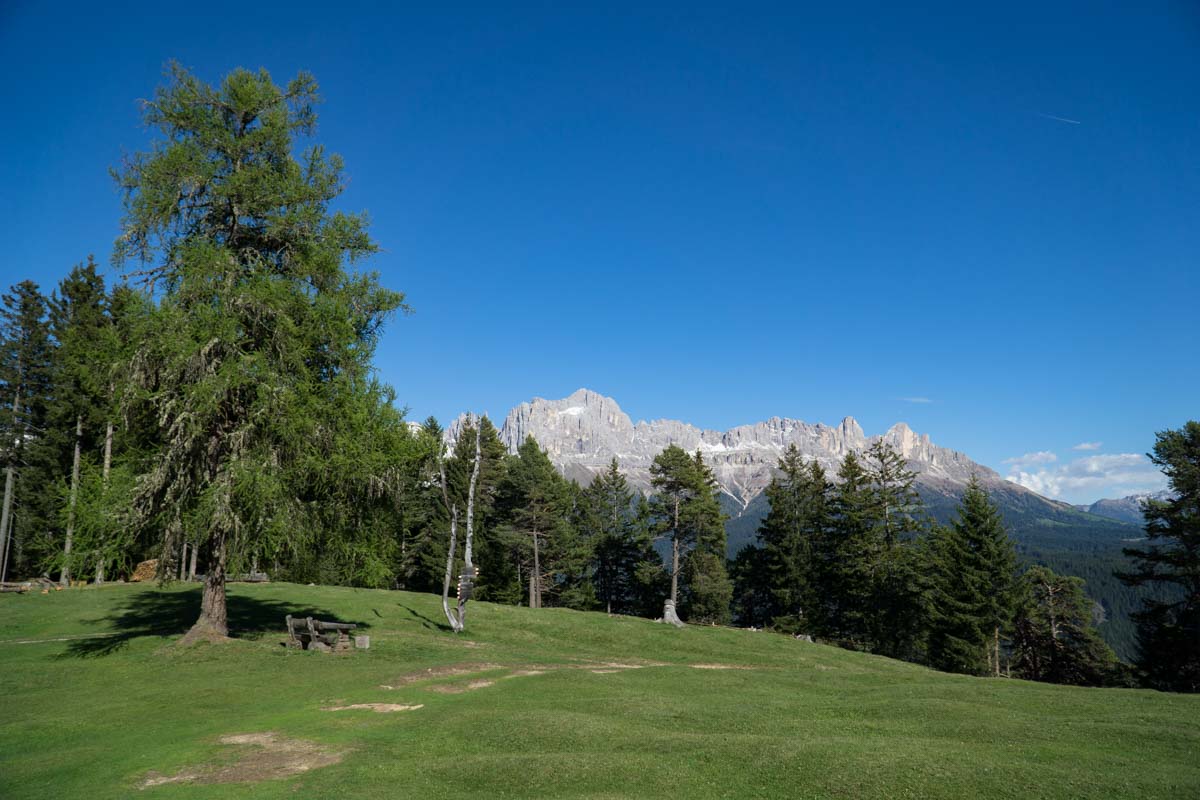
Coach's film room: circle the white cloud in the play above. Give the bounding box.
[1072,441,1103,451]
[900,397,932,404]
[1004,452,1167,503]
[1002,451,1057,468]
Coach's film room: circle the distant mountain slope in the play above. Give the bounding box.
[1075,490,1174,526]
[459,389,1151,659]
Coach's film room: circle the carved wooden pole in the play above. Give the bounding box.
[456,419,483,628]
[441,505,462,632]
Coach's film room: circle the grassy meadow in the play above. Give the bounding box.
[1,581,1197,798]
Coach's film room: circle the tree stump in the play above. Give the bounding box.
[661,599,685,628]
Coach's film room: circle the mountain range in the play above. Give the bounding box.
[451,388,1151,658]
[1076,490,1174,526]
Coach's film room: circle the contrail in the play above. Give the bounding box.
[1037,112,1081,125]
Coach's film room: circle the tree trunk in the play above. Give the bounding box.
[993,626,1001,677]
[187,530,228,640]
[441,506,461,632]
[0,509,13,583]
[188,541,198,581]
[456,421,482,627]
[669,497,680,605]
[60,415,82,586]
[661,497,684,626]
[0,467,14,584]
[531,530,542,609]
[0,380,20,583]
[95,420,113,584]
[179,542,188,581]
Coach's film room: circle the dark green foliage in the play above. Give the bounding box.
[755,445,830,632]
[393,417,452,593]
[811,451,876,645]
[1119,421,1200,692]
[926,477,1019,675]
[861,441,929,660]
[1012,566,1118,686]
[496,436,586,609]
[447,417,512,603]
[111,64,407,633]
[577,459,663,616]
[0,280,53,578]
[729,544,773,627]
[649,446,730,623]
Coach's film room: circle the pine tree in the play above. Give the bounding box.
[0,281,52,581]
[447,417,512,603]
[649,445,730,624]
[813,452,876,645]
[41,257,111,584]
[927,477,1018,675]
[1119,421,1200,692]
[497,435,578,609]
[578,458,660,615]
[757,445,831,632]
[863,440,929,660]
[396,417,452,592]
[1011,566,1117,686]
[112,64,406,638]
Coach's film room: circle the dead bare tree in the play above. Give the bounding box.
[59,415,83,586]
[95,418,113,583]
[441,416,482,633]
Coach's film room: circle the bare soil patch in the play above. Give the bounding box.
[425,678,494,694]
[690,663,753,670]
[380,662,500,690]
[323,703,423,713]
[139,731,341,789]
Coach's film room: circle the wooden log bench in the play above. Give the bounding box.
[285,615,358,653]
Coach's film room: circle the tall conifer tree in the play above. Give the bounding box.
[1119,421,1200,692]
[113,64,405,637]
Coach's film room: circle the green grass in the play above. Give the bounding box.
[2,582,1197,799]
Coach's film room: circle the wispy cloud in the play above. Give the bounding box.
[900,397,933,404]
[1004,452,1166,503]
[1003,451,1058,469]
[1072,441,1103,451]
[1037,112,1082,125]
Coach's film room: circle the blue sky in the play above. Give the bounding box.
[1,2,1196,503]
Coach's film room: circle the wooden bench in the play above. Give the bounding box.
[285,615,358,652]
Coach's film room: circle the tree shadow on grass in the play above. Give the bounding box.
[65,586,368,658]
[398,603,454,633]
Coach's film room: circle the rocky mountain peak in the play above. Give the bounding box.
[467,389,1000,507]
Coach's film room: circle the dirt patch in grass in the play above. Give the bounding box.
[380,662,501,690]
[323,703,424,713]
[139,731,341,789]
[690,663,753,670]
[505,669,546,677]
[425,679,494,694]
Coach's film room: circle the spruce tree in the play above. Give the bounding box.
[112,64,405,637]
[42,257,111,583]
[649,445,730,624]
[814,452,876,645]
[1119,421,1200,692]
[1011,566,1117,686]
[927,477,1018,675]
[497,435,578,609]
[0,281,52,580]
[757,445,831,632]
[447,417,511,603]
[578,458,659,615]
[863,440,929,660]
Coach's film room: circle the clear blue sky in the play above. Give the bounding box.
[1,2,1196,503]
